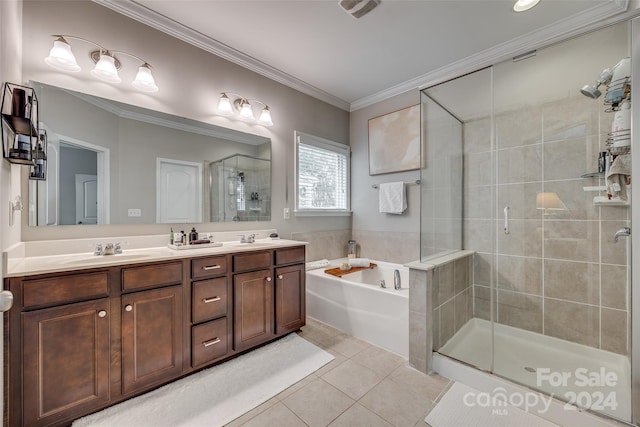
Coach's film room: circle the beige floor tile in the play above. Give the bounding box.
[224,397,279,427]
[276,373,318,400]
[388,365,451,402]
[328,402,393,427]
[323,333,371,357]
[238,401,307,427]
[321,359,384,400]
[313,349,348,377]
[351,345,406,376]
[282,378,355,427]
[360,378,434,427]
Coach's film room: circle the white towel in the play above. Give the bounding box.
[305,259,329,271]
[607,154,631,201]
[349,258,371,267]
[379,182,406,214]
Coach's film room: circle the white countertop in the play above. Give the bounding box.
[5,238,307,278]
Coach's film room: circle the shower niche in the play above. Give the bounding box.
[209,154,271,222]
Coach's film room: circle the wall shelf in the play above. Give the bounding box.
[1,82,39,166]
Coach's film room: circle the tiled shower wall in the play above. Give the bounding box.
[465,94,630,355]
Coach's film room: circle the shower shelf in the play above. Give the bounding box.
[593,196,629,207]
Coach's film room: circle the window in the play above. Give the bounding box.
[295,131,350,216]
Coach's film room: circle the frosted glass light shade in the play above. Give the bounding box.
[90,54,121,83]
[239,101,254,120]
[132,64,158,92]
[45,39,81,72]
[258,107,273,126]
[217,94,234,116]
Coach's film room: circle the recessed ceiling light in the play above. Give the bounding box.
[513,0,541,12]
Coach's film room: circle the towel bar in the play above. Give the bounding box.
[372,179,420,189]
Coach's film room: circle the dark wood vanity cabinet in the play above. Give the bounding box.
[4,244,306,427]
[21,298,111,427]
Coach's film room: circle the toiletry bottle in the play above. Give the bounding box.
[189,227,198,243]
[181,230,187,245]
[174,231,182,245]
[170,228,174,245]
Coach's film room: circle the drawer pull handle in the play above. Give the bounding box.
[202,337,221,347]
[202,296,221,303]
[202,265,221,271]
[125,305,133,312]
[98,310,107,318]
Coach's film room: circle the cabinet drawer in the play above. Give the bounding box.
[192,318,228,368]
[192,255,228,280]
[122,262,183,291]
[22,271,109,308]
[275,246,305,266]
[233,251,272,273]
[192,277,228,323]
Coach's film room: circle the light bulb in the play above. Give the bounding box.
[217,94,234,116]
[132,64,158,92]
[45,38,81,72]
[90,53,121,83]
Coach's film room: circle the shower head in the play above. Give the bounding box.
[580,84,601,99]
[580,67,613,99]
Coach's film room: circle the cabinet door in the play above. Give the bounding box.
[275,264,306,335]
[122,286,184,395]
[22,299,110,427]
[234,269,273,351]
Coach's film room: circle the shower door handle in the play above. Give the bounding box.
[614,226,631,242]
[504,206,510,235]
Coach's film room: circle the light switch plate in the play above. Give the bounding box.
[283,207,290,219]
[128,208,142,217]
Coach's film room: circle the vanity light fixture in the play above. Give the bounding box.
[513,0,541,12]
[216,92,274,127]
[45,35,158,93]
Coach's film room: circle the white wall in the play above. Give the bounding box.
[20,0,350,241]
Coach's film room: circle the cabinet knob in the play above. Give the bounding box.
[278,275,283,280]
[98,310,107,318]
[125,304,133,312]
[265,277,272,282]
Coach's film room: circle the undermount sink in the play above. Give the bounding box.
[61,253,153,265]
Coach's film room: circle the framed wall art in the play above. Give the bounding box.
[368,104,420,175]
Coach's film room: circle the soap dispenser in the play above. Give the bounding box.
[189,227,198,243]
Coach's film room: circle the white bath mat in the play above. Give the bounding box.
[425,382,559,427]
[73,333,333,427]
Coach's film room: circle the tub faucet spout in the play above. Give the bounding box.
[394,269,401,290]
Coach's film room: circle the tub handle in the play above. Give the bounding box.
[504,206,510,235]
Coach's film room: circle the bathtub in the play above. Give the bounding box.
[306,259,409,358]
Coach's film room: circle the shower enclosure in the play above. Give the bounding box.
[209,154,271,222]
[421,19,636,423]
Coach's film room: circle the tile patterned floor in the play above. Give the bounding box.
[225,318,452,427]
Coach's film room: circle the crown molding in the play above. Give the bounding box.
[93,0,351,111]
[350,0,630,111]
[94,0,630,114]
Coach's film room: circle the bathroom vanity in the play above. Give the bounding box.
[3,240,306,427]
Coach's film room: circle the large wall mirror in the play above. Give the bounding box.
[28,82,271,226]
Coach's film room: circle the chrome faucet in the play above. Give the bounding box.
[95,242,123,255]
[94,243,104,256]
[239,234,256,243]
[394,269,401,290]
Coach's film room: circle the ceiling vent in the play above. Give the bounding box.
[339,0,380,19]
